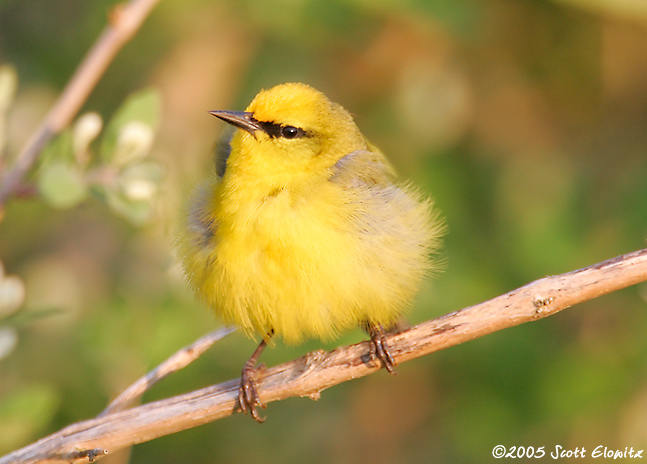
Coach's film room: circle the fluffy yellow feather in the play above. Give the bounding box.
[177,83,443,421]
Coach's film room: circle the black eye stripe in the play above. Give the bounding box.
[254,119,307,139]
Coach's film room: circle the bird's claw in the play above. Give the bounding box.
[239,363,266,422]
[368,323,396,374]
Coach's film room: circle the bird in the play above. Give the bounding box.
[177,83,443,422]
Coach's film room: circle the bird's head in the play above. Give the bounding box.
[210,83,367,183]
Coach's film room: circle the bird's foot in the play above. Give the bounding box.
[239,361,266,422]
[368,323,396,374]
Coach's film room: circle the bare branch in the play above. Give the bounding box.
[0,0,161,209]
[2,248,646,464]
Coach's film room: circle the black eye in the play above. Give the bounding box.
[281,125,300,139]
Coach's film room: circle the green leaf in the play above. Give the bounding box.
[40,130,75,165]
[102,186,154,226]
[101,89,161,164]
[38,163,88,209]
[2,307,64,327]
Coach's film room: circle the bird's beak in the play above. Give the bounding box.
[209,111,261,136]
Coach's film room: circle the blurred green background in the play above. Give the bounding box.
[1,0,647,463]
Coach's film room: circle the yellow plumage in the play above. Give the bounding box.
[178,83,443,345]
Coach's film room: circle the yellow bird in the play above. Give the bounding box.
[177,83,443,421]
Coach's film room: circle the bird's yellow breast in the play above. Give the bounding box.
[181,165,436,344]
[194,176,355,343]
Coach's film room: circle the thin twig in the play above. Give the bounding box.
[0,0,161,209]
[2,248,646,464]
[100,326,236,416]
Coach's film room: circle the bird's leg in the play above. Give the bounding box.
[239,333,271,422]
[365,322,396,374]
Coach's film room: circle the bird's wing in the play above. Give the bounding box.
[213,126,235,178]
[184,180,218,249]
[329,149,397,188]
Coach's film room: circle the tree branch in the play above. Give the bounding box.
[2,248,647,464]
[0,0,161,210]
